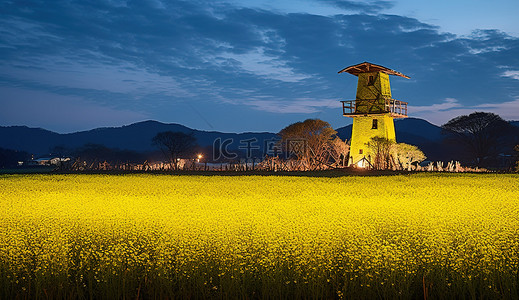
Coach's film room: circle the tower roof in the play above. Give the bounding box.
[338,62,410,79]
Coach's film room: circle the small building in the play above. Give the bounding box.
[33,157,71,166]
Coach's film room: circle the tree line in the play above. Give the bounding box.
[274,112,519,171]
[1,112,518,172]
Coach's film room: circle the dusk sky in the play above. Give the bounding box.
[1,0,519,133]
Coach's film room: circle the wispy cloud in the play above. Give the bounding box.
[2,58,195,98]
[408,98,461,113]
[247,98,341,113]
[502,70,519,80]
[1,0,519,132]
[476,99,519,120]
[212,47,312,82]
[409,98,519,125]
[318,0,394,13]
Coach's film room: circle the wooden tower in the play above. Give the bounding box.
[338,62,409,167]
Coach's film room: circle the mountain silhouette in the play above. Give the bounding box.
[0,120,277,157]
[1,118,517,161]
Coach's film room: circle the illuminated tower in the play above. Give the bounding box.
[338,62,409,167]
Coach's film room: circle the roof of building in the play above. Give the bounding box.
[338,62,410,79]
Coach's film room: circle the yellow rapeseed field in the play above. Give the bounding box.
[0,173,518,298]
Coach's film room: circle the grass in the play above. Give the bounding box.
[0,173,518,299]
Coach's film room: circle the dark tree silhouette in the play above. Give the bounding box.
[441,112,513,166]
[73,144,145,164]
[152,131,197,170]
[515,145,519,172]
[0,148,29,168]
[50,145,70,158]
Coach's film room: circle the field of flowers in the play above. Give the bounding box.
[0,173,518,298]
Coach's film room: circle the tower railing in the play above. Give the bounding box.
[341,98,408,117]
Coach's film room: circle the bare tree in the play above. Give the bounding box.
[330,137,350,167]
[367,137,394,170]
[442,112,513,166]
[152,131,196,170]
[278,119,344,170]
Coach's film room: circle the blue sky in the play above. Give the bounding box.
[1,0,518,133]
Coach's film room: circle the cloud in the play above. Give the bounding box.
[408,98,461,113]
[246,98,341,113]
[2,59,195,98]
[409,98,519,125]
[476,99,519,120]
[1,0,519,132]
[502,70,519,80]
[211,47,311,82]
[318,0,394,13]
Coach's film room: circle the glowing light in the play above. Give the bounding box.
[357,159,366,168]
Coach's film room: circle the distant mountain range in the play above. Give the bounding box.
[0,120,277,157]
[1,118,518,161]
